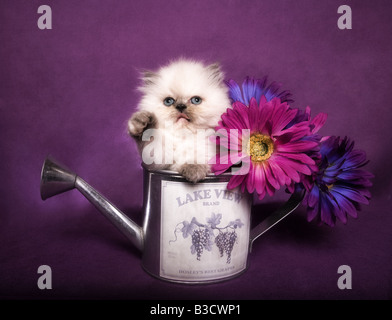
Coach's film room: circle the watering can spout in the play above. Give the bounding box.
[40,157,77,200]
[40,156,144,251]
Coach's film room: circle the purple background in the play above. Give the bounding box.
[1,0,391,299]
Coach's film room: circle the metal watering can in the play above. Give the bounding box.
[40,156,304,284]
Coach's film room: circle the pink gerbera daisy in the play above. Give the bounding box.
[212,96,325,200]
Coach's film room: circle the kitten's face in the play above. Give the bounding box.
[137,60,230,130]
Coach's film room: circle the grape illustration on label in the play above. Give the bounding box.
[170,213,244,263]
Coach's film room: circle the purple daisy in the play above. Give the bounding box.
[303,136,374,226]
[226,76,293,105]
[212,96,321,200]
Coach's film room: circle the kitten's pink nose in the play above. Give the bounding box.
[176,104,187,113]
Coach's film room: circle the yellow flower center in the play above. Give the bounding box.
[247,134,274,162]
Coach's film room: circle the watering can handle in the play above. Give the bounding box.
[249,188,305,252]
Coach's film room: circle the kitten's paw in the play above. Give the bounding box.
[128,111,156,137]
[180,164,211,183]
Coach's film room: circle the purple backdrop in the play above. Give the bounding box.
[1,0,391,299]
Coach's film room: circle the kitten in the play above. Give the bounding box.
[128,59,230,182]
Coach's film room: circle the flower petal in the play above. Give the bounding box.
[246,163,256,193]
[276,155,312,175]
[263,162,280,189]
[273,156,300,182]
[226,79,244,104]
[277,140,319,153]
[330,189,358,218]
[227,174,246,190]
[254,165,266,195]
[265,179,276,196]
[270,104,298,135]
[307,204,319,222]
[243,77,260,105]
[341,150,367,170]
[306,185,320,208]
[332,185,369,205]
[320,194,335,226]
[310,112,328,133]
[268,159,288,186]
[277,152,316,166]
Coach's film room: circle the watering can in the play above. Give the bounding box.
[40,156,304,284]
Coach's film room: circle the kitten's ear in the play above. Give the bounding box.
[141,70,158,86]
[206,63,224,84]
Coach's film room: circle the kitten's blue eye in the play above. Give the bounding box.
[190,96,202,105]
[163,97,175,106]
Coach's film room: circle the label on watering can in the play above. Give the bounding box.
[160,181,251,282]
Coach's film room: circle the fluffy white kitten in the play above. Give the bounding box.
[128,59,230,182]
